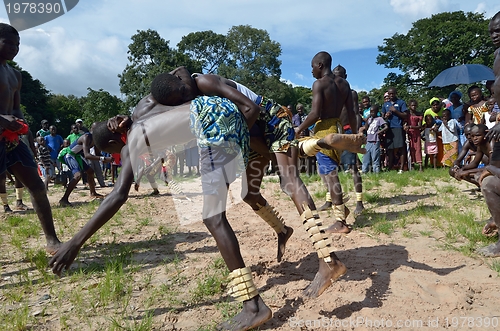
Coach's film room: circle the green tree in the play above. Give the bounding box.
[119,29,198,110]
[47,94,84,136]
[80,88,125,126]
[377,11,494,98]
[177,30,228,74]
[218,25,282,94]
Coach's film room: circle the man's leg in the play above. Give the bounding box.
[273,148,347,297]
[14,176,29,210]
[478,176,500,256]
[351,162,364,216]
[8,162,61,254]
[0,172,11,212]
[60,154,84,206]
[242,155,293,263]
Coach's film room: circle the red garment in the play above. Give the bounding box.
[407,114,423,163]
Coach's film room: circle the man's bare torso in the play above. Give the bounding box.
[316,73,350,120]
[0,65,20,116]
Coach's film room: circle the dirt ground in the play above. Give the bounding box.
[2,172,500,331]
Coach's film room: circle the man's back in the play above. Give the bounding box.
[314,74,350,120]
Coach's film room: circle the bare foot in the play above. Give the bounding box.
[318,133,366,154]
[217,295,272,331]
[325,220,352,234]
[477,243,500,257]
[90,193,105,199]
[482,219,498,237]
[59,199,73,207]
[45,241,62,256]
[317,201,332,211]
[277,225,294,263]
[303,259,347,298]
[353,202,364,217]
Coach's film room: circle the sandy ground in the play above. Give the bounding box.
[2,172,500,331]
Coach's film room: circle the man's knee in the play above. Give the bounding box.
[72,172,82,181]
[481,176,497,195]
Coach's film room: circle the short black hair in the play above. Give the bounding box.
[92,121,122,152]
[0,23,19,38]
[474,124,488,134]
[313,51,332,69]
[150,73,184,105]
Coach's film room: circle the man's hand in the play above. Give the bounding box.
[107,115,131,134]
[486,122,500,141]
[479,168,492,186]
[0,114,23,132]
[294,127,302,137]
[49,240,82,277]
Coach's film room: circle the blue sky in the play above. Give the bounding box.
[1,0,500,98]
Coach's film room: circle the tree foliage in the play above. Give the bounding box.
[46,94,83,136]
[177,30,228,74]
[218,25,282,93]
[80,88,126,126]
[118,29,199,110]
[377,11,494,99]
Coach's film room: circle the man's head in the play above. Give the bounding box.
[92,121,126,154]
[75,119,83,129]
[62,139,70,148]
[296,104,304,114]
[383,92,390,102]
[70,124,78,134]
[311,51,332,79]
[0,23,19,62]
[49,125,57,135]
[464,123,475,142]
[41,119,49,129]
[151,72,197,106]
[36,136,45,145]
[333,64,347,79]
[489,11,500,48]
[362,96,371,109]
[471,124,488,146]
[387,88,398,102]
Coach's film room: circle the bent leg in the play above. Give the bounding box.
[243,156,293,262]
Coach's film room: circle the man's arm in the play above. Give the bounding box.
[296,80,322,134]
[195,75,260,128]
[49,147,135,276]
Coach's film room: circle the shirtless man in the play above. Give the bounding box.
[49,87,277,330]
[477,11,500,256]
[0,23,61,254]
[316,64,365,217]
[296,52,363,234]
[154,67,364,271]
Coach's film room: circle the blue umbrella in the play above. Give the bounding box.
[428,64,495,87]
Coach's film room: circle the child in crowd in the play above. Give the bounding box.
[36,136,53,190]
[424,115,439,169]
[58,139,72,188]
[439,109,459,167]
[486,97,499,129]
[404,99,423,171]
[454,124,493,187]
[362,105,388,173]
[465,86,488,124]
